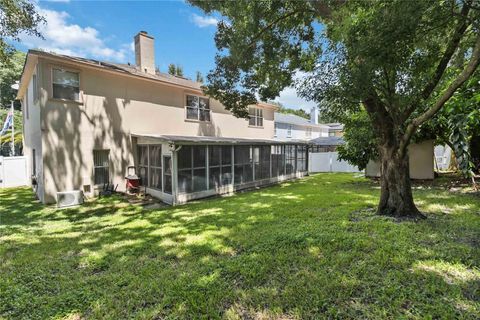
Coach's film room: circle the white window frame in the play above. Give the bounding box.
[306,127,312,138]
[274,123,278,137]
[185,94,211,122]
[51,66,81,103]
[287,125,292,138]
[248,107,263,127]
[93,149,110,186]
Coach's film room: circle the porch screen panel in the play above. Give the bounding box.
[271,145,285,177]
[137,145,148,186]
[297,145,307,172]
[234,146,253,185]
[209,146,232,188]
[253,145,271,180]
[177,146,193,193]
[193,146,207,192]
[177,145,207,193]
[285,145,296,175]
[149,145,162,190]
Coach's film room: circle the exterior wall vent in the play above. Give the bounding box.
[57,190,84,208]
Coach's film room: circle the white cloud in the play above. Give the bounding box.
[274,86,317,111]
[191,13,218,28]
[273,72,317,111]
[20,7,131,62]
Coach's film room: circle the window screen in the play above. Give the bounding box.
[271,145,285,177]
[149,145,162,190]
[285,145,296,175]
[52,68,80,101]
[296,145,307,172]
[137,145,148,186]
[94,150,109,185]
[253,145,271,180]
[234,145,253,185]
[209,145,233,189]
[163,155,172,194]
[177,145,207,193]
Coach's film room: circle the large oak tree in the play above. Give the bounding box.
[190,0,480,218]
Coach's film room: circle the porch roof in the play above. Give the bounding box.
[309,136,345,146]
[131,133,310,145]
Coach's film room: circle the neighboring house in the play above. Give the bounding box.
[309,136,345,153]
[17,31,309,205]
[325,123,344,137]
[365,140,435,180]
[274,108,329,140]
[434,145,453,170]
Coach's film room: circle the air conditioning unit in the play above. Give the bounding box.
[57,190,84,208]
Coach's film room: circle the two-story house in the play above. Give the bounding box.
[274,108,329,140]
[17,31,309,205]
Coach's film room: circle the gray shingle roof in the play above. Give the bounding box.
[309,136,345,146]
[274,112,329,128]
[29,49,203,91]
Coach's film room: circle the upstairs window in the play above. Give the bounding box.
[248,107,263,127]
[287,125,292,138]
[274,123,278,137]
[186,95,210,121]
[306,127,312,138]
[52,68,80,101]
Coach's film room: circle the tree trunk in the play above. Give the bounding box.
[377,146,425,219]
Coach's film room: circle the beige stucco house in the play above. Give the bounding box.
[17,31,309,205]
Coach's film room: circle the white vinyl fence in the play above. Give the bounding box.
[309,152,361,173]
[0,156,28,188]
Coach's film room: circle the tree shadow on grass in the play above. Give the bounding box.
[1,174,479,319]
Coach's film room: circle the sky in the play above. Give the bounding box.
[11,0,316,111]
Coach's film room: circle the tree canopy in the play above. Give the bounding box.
[0,50,25,109]
[191,0,480,217]
[0,0,44,65]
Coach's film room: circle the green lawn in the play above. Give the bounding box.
[1,174,479,319]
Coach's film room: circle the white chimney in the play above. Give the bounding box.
[134,31,155,74]
[310,107,319,124]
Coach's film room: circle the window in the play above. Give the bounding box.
[274,123,278,137]
[52,68,80,101]
[287,125,292,138]
[163,155,172,194]
[32,73,38,101]
[186,95,210,121]
[248,107,263,127]
[93,150,110,185]
[285,145,296,175]
[253,145,271,180]
[149,145,162,190]
[306,127,312,138]
[209,145,233,189]
[32,149,36,176]
[329,131,335,137]
[177,145,207,193]
[137,145,149,186]
[234,145,253,185]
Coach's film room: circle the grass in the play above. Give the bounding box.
[0,173,479,319]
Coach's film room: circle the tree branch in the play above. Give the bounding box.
[399,34,480,155]
[402,2,471,121]
[422,3,471,99]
